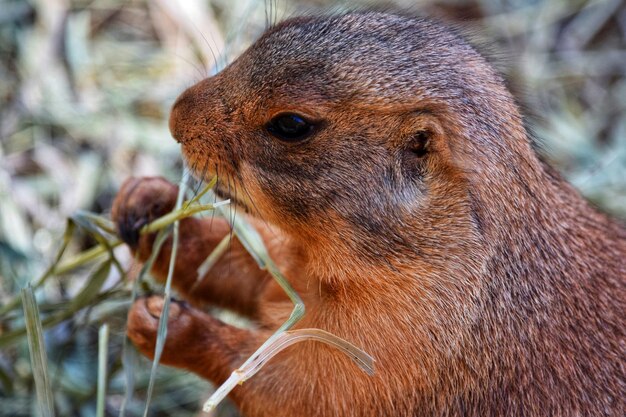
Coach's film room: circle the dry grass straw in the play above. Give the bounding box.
[4,171,373,414]
[199,188,374,411]
[0,177,225,414]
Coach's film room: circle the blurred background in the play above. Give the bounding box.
[1,0,624,416]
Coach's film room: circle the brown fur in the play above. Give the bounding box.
[111,12,626,417]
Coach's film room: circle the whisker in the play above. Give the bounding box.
[172,51,206,83]
[187,18,221,76]
[224,174,237,243]
[226,174,233,225]
[238,181,261,218]
[233,178,240,233]
[181,163,196,179]
[264,0,269,29]
[209,163,220,229]
[191,159,210,199]
[277,0,287,25]
[225,174,236,279]
[221,0,259,65]
[238,180,279,239]
[179,162,197,201]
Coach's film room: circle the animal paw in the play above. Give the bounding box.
[127,296,199,367]
[111,177,178,248]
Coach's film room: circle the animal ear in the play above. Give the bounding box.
[400,112,445,160]
[407,130,431,158]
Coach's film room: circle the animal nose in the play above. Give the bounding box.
[169,85,201,144]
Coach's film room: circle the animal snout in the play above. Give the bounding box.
[170,77,222,145]
[169,86,199,144]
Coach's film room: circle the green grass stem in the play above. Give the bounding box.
[21,286,56,417]
[142,171,189,417]
[96,324,110,417]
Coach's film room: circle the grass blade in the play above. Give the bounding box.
[96,324,110,417]
[194,233,231,282]
[0,221,76,316]
[118,229,171,417]
[21,286,56,417]
[118,335,138,417]
[143,171,189,417]
[0,261,116,347]
[202,194,373,411]
[71,261,111,309]
[203,329,375,412]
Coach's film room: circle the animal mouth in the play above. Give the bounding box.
[214,183,251,214]
[183,158,253,214]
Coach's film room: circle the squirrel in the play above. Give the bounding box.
[111,11,626,417]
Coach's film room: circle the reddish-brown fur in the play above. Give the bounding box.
[111,12,626,417]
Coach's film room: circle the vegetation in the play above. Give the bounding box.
[1,0,624,415]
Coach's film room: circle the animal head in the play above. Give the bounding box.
[169,12,530,262]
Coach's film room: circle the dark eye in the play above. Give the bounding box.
[266,113,315,143]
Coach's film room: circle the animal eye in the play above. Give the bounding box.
[266,113,315,143]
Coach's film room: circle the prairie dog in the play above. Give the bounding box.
[112,12,626,417]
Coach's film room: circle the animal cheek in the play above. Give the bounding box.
[236,163,312,223]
